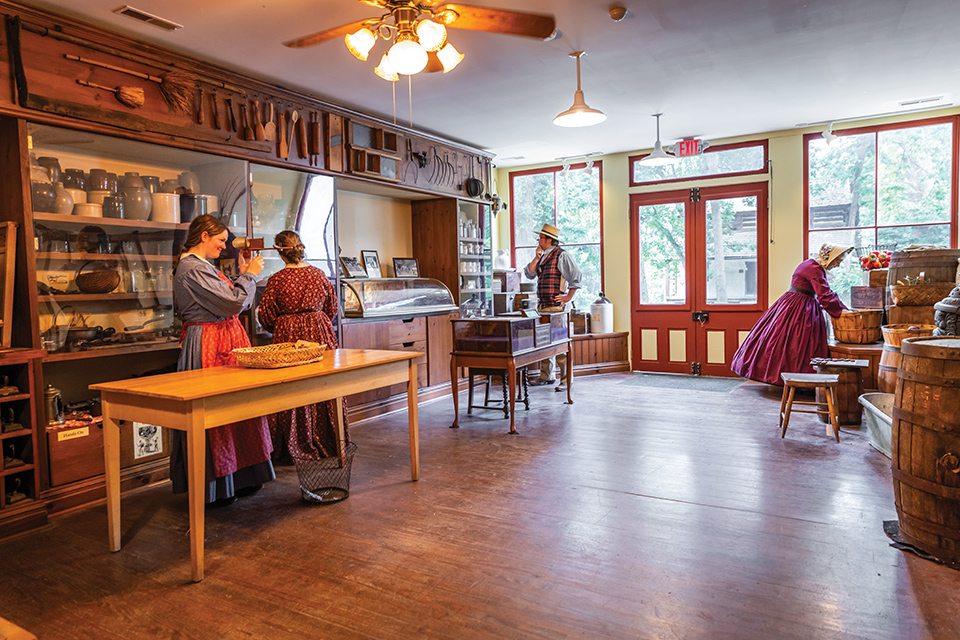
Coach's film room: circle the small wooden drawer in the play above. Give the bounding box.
[389,338,427,364]
[388,317,426,344]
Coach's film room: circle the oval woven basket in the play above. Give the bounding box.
[881,324,937,347]
[831,309,882,344]
[233,341,326,368]
[75,261,119,294]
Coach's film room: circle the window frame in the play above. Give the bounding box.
[802,114,960,258]
[508,162,605,295]
[628,140,769,187]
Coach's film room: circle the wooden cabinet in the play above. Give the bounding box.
[0,349,48,538]
[412,198,493,317]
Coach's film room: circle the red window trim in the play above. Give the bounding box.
[628,140,769,187]
[801,114,960,258]
[508,162,605,293]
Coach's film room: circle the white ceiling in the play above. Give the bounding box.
[21,0,960,167]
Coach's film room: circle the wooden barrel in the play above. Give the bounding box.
[879,325,936,393]
[893,336,960,565]
[815,364,863,424]
[886,249,960,307]
[831,309,882,344]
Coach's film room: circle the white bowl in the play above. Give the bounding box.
[65,188,87,205]
[73,202,103,217]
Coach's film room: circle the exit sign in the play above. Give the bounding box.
[676,139,704,157]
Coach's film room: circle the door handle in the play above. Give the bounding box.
[692,311,710,322]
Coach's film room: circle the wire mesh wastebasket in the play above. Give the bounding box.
[291,442,357,504]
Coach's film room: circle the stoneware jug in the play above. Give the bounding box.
[121,186,152,221]
[54,183,74,214]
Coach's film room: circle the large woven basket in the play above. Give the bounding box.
[233,341,326,368]
[75,261,119,294]
[890,282,956,306]
[831,309,882,344]
[881,324,936,347]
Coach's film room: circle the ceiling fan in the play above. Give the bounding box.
[284,1,557,78]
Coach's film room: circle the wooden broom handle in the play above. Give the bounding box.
[64,53,162,84]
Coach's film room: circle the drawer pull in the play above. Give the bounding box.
[402,318,414,323]
[403,341,414,348]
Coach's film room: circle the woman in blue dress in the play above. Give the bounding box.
[170,215,274,507]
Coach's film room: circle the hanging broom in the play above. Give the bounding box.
[64,53,194,112]
[76,79,145,109]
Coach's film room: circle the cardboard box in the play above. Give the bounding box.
[850,285,884,309]
[862,268,888,287]
[493,270,521,293]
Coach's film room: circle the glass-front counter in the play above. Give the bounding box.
[341,277,457,318]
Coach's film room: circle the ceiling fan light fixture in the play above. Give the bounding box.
[434,8,460,25]
[416,19,447,52]
[639,113,676,165]
[374,52,399,81]
[436,43,464,73]
[345,27,377,61]
[388,33,428,75]
[553,51,606,127]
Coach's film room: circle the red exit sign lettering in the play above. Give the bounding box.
[676,139,703,157]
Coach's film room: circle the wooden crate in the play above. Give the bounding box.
[862,269,888,287]
[850,285,884,309]
[887,304,935,325]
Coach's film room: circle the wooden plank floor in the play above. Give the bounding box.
[2,374,959,639]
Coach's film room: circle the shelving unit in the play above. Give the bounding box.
[0,350,44,525]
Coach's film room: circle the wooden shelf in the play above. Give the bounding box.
[1,429,32,441]
[39,292,173,302]
[0,393,31,404]
[459,237,484,243]
[36,252,173,263]
[459,254,486,260]
[34,212,189,231]
[460,288,489,294]
[42,340,180,362]
[1,463,35,477]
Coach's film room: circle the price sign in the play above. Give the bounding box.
[675,139,703,157]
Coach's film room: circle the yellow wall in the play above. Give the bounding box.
[336,190,412,276]
[494,107,960,347]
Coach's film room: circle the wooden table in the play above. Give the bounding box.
[90,348,420,583]
[450,339,572,434]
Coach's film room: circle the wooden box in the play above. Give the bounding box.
[571,311,590,335]
[863,269,888,287]
[46,421,169,486]
[493,292,515,316]
[887,304,935,325]
[850,285,884,309]
[493,270,521,293]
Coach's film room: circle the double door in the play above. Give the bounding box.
[630,183,768,376]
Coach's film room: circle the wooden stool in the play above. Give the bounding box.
[467,367,529,419]
[779,373,841,442]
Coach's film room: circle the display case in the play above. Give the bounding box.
[341,277,457,319]
[29,123,248,361]
[452,317,537,355]
[541,311,571,343]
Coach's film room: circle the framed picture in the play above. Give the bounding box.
[340,256,367,278]
[361,250,382,278]
[393,257,420,278]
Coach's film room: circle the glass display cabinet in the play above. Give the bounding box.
[457,201,493,317]
[341,277,457,319]
[451,317,537,354]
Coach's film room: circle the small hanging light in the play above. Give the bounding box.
[553,51,607,128]
[375,53,399,81]
[639,113,676,165]
[823,123,839,146]
[344,27,376,61]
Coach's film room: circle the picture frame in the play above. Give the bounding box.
[393,257,420,278]
[340,256,367,278]
[361,250,382,278]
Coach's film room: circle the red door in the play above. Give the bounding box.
[630,183,768,376]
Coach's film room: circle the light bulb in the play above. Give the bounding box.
[388,35,428,75]
[344,27,376,61]
[416,19,447,52]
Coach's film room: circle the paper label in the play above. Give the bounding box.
[133,422,163,459]
[58,427,89,441]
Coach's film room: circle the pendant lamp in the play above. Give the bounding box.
[553,51,606,127]
[639,113,676,165]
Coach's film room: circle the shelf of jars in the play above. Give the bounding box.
[33,212,190,231]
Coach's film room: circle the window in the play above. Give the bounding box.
[804,116,958,304]
[510,163,603,310]
[629,141,767,187]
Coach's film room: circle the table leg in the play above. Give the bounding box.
[449,354,459,428]
[565,343,573,405]
[408,360,420,481]
[335,396,346,467]
[507,365,517,434]
[186,409,206,583]
[102,404,122,553]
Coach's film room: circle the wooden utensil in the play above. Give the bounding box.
[263,103,276,142]
[211,90,221,130]
[289,110,300,158]
[297,115,308,160]
[195,87,204,125]
[226,97,237,132]
[308,111,321,165]
[252,100,265,140]
[278,110,288,158]
[239,104,254,141]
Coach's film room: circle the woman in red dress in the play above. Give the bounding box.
[731,243,853,385]
[257,230,348,461]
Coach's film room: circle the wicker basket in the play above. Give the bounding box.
[890,282,956,307]
[831,309,882,344]
[881,324,937,347]
[75,261,119,294]
[233,341,326,368]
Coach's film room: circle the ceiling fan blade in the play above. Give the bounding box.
[434,4,556,39]
[283,18,375,49]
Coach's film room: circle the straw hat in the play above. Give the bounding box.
[536,223,560,242]
[815,243,853,268]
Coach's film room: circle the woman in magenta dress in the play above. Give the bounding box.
[731,243,853,385]
[257,230,348,461]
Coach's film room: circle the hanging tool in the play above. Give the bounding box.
[211,90,221,130]
[278,108,288,159]
[239,104,254,141]
[225,97,237,132]
[264,103,276,142]
[297,113,308,160]
[195,87,204,125]
[63,53,194,111]
[75,79,144,109]
[252,100,265,140]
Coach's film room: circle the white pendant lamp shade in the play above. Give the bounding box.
[639,113,676,165]
[388,34,428,75]
[345,27,376,61]
[416,19,447,52]
[375,53,399,81]
[553,51,606,128]
[436,43,464,72]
